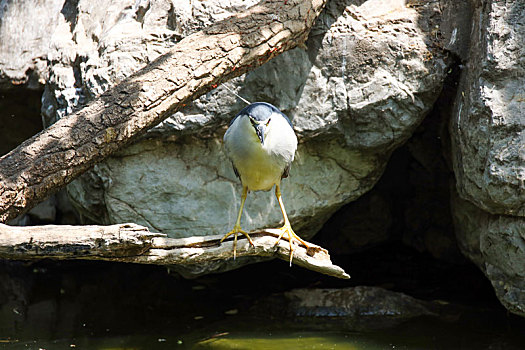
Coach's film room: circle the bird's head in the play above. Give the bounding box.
[248,114,271,145]
[237,102,293,145]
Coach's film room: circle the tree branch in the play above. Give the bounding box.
[0,223,350,279]
[0,0,328,223]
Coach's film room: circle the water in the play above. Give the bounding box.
[1,249,524,350]
[3,308,524,349]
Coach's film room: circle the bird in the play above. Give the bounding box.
[221,102,310,264]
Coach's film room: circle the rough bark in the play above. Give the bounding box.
[0,0,327,223]
[0,223,350,279]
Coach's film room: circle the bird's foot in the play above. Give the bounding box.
[273,223,309,266]
[220,225,255,259]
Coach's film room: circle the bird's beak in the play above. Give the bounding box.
[254,123,265,145]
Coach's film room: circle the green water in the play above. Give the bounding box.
[1,252,524,350]
[3,313,524,350]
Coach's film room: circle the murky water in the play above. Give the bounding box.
[3,309,524,350]
[1,247,524,350]
[2,328,523,349]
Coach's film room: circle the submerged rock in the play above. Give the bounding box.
[254,286,436,330]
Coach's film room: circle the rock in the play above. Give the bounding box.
[27,196,57,223]
[254,286,436,330]
[68,135,377,239]
[0,0,64,89]
[316,104,462,262]
[7,190,80,226]
[452,194,525,317]
[450,0,525,217]
[41,0,260,126]
[52,0,449,249]
[440,0,475,61]
[449,0,525,317]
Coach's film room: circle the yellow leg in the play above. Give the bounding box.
[273,184,310,265]
[221,186,255,259]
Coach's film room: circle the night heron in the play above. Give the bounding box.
[221,102,310,263]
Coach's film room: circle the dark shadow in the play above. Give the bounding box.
[0,87,43,156]
[60,0,80,32]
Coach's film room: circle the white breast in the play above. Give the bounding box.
[224,113,297,191]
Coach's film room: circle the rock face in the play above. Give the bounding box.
[45,0,448,244]
[452,196,525,317]
[451,0,525,217]
[0,0,64,89]
[450,0,525,317]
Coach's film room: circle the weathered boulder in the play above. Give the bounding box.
[0,0,64,89]
[450,0,525,317]
[452,195,525,317]
[450,0,525,217]
[46,0,448,244]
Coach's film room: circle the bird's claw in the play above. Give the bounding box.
[221,225,255,259]
[273,224,309,266]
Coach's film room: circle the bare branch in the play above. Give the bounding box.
[0,223,350,279]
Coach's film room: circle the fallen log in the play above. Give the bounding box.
[0,223,350,279]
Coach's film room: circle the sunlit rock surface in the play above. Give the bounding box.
[450,0,525,217]
[46,0,448,243]
[0,0,64,89]
[449,0,525,317]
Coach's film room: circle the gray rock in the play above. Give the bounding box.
[68,135,378,239]
[440,0,475,61]
[27,196,57,223]
[6,190,80,226]
[41,0,259,125]
[450,0,525,217]
[55,0,448,248]
[448,0,525,317]
[254,286,436,330]
[0,0,64,89]
[452,194,525,317]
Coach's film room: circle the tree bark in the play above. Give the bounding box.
[0,0,327,223]
[0,223,350,279]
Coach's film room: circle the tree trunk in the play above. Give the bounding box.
[0,0,327,223]
[0,223,350,279]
